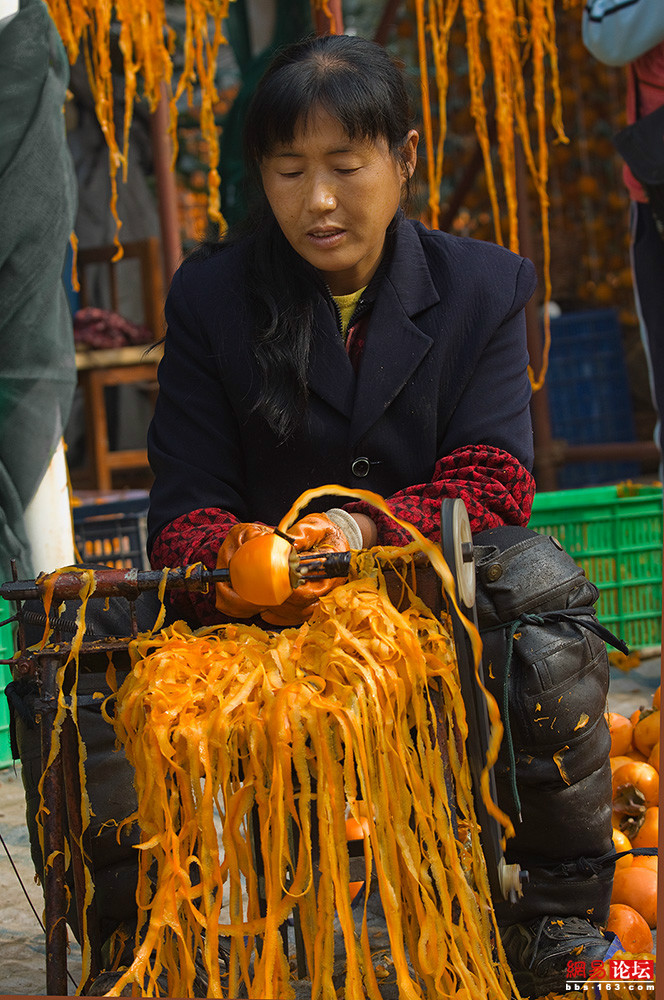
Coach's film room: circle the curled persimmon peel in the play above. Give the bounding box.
[229,532,295,606]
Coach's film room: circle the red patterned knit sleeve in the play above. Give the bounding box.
[344,445,535,547]
[149,508,241,624]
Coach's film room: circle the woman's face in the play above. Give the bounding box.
[260,109,418,295]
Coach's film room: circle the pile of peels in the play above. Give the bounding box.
[107,543,518,998]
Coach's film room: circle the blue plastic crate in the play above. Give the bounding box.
[545,309,640,488]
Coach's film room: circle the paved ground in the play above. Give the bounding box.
[604,647,661,718]
[0,765,83,996]
[0,651,660,997]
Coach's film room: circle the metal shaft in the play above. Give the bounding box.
[1,553,354,604]
[0,564,232,603]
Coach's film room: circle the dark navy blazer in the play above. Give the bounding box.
[147,216,537,548]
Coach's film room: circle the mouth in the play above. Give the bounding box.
[306,228,346,248]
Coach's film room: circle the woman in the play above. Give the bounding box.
[148,34,537,626]
[147,34,614,996]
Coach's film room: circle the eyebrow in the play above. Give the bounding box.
[271,147,356,158]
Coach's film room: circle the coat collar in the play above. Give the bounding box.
[307,214,440,440]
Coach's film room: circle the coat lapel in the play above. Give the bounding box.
[307,298,356,418]
[350,219,440,443]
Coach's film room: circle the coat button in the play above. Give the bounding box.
[351,456,371,478]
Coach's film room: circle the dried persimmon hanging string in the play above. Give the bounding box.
[46,0,231,256]
[47,0,565,368]
[45,0,340,256]
[414,0,567,389]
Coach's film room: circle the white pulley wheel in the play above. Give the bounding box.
[441,498,475,610]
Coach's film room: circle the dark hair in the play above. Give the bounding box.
[235,34,414,441]
[243,34,415,195]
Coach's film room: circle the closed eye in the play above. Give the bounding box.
[280,171,303,178]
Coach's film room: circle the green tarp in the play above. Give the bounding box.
[220,0,313,226]
[0,0,77,581]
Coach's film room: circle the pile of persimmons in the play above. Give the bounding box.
[605,684,659,953]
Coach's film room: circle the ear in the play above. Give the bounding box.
[400,129,419,180]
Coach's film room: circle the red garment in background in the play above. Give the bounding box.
[624,41,664,202]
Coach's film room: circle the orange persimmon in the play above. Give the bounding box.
[632,854,658,873]
[653,685,660,710]
[631,807,658,850]
[648,741,659,772]
[611,828,633,870]
[348,880,364,902]
[605,903,653,954]
[610,866,658,928]
[612,761,659,840]
[633,710,660,757]
[612,762,659,807]
[610,755,634,775]
[229,532,294,606]
[606,712,634,757]
[345,816,370,841]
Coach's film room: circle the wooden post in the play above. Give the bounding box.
[374,0,402,46]
[515,141,558,492]
[150,83,182,288]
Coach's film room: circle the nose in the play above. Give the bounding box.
[306,172,337,213]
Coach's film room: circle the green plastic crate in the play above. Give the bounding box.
[529,484,663,650]
[0,596,15,769]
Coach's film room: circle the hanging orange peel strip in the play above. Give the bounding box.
[415,0,568,389]
[279,484,512,842]
[45,0,231,254]
[310,0,341,35]
[100,485,519,998]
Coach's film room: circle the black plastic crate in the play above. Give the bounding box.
[73,490,149,570]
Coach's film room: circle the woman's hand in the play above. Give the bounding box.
[215,522,272,618]
[217,511,377,625]
[287,512,349,552]
[261,513,350,626]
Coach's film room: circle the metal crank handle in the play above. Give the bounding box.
[295,550,352,580]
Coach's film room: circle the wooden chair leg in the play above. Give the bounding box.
[82,371,112,492]
[78,364,158,490]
